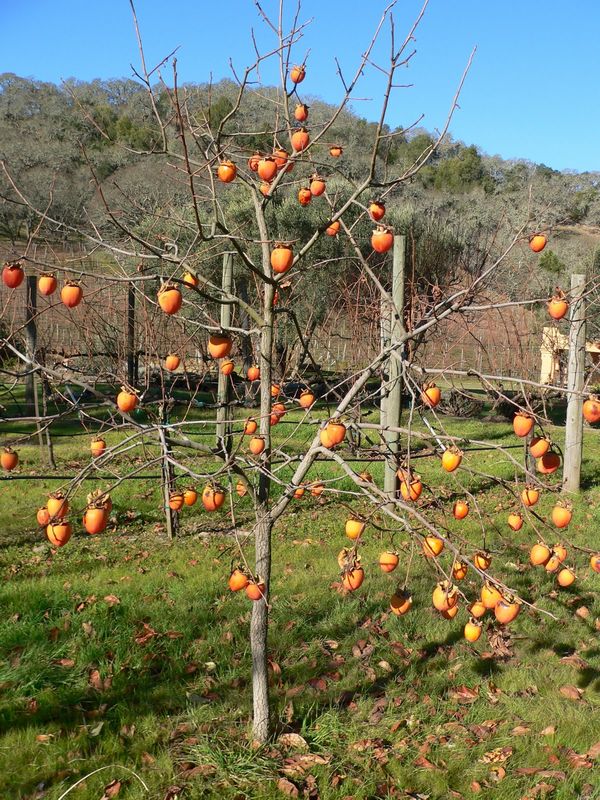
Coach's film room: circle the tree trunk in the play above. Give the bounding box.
[563,273,586,493]
[251,279,275,743]
[250,511,272,742]
[24,275,37,414]
[127,283,138,386]
[216,253,234,452]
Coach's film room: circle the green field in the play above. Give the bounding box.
[1,391,599,800]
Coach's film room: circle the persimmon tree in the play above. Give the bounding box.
[1,0,600,745]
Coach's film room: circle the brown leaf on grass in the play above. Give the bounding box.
[35,734,53,742]
[470,782,482,793]
[487,628,514,660]
[541,726,556,736]
[308,677,327,692]
[413,755,439,770]
[55,658,75,668]
[134,623,158,645]
[449,685,479,704]
[162,788,183,800]
[489,766,506,782]
[560,653,588,669]
[179,764,216,778]
[89,669,104,690]
[349,738,385,753]
[586,741,600,759]
[120,723,135,739]
[48,627,60,642]
[480,746,513,763]
[562,747,592,769]
[389,641,412,659]
[277,777,299,797]
[104,594,120,607]
[141,752,155,765]
[101,780,121,799]
[559,684,583,701]
[82,621,94,637]
[369,697,388,724]
[469,720,499,740]
[278,733,309,752]
[512,725,531,736]
[280,754,330,778]
[516,769,566,779]
[575,606,590,620]
[525,782,557,798]
[26,698,38,714]
[364,666,377,683]
[352,640,374,659]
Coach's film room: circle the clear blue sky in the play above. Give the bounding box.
[3,0,599,173]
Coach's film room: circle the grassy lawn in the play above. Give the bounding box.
[1,389,599,799]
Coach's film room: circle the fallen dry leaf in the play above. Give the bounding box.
[276,777,299,798]
[512,725,531,736]
[413,755,439,770]
[541,726,556,736]
[89,669,103,691]
[162,787,183,800]
[278,733,309,752]
[280,754,330,778]
[103,594,120,606]
[586,741,600,759]
[450,685,479,704]
[559,684,583,701]
[352,640,374,659]
[480,746,513,764]
[55,658,75,668]
[101,779,121,798]
[489,765,506,782]
[516,769,566,779]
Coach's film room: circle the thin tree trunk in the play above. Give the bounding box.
[159,403,178,539]
[216,253,234,451]
[250,511,272,742]
[24,276,37,414]
[251,277,275,743]
[563,274,586,493]
[127,284,137,386]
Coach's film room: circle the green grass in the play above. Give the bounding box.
[1,389,599,799]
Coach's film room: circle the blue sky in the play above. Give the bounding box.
[3,0,599,172]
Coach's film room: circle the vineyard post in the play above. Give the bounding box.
[383,234,406,500]
[216,252,234,452]
[563,272,586,493]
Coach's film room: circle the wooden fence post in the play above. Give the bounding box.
[383,235,406,500]
[563,273,586,493]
